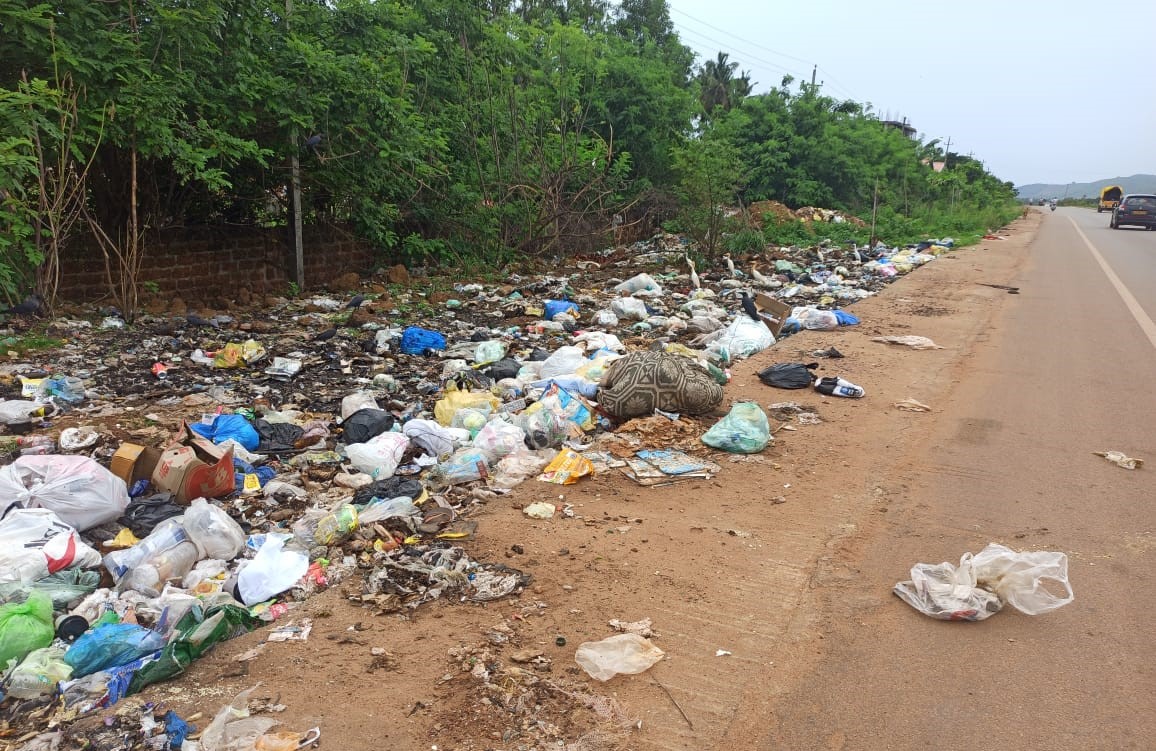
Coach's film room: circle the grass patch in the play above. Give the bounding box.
[0,332,65,354]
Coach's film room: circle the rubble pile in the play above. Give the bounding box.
[0,225,966,743]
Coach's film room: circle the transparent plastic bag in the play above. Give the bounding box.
[701,402,771,454]
[575,633,664,681]
[345,432,409,479]
[0,455,129,531]
[473,419,526,463]
[894,543,1073,621]
[538,346,587,380]
[63,622,166,677]
[184,498,246,561]
[5,646,73,698]
[236,535,308,606]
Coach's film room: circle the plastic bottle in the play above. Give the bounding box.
[116,541,200,596]
[16,435,55,455]
[103,518,191,580]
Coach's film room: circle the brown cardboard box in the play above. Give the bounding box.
[110,443,161,487]
[754,293,793,339]
[150,423,235,504]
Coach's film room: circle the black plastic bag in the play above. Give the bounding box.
[757,362,818,389]
[119,493,183,538]
[353,477,424,506]
[483,358,521,381]
[254,419,305,454]
[342,408,395,444]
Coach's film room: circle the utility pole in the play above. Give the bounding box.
[286,0,304,290]
[810,64,817,91]
[943,136,952,167]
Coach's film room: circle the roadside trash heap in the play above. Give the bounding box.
[0,224,968,727]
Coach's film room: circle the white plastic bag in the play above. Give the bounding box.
[793,306,839,331]
[345,432,409,478]
[894,543,1073,621]
[237,534,309,606]
[613,273,663,297]
[538,346,587,379]
[0,455,129,531]
[472,419,527,463]
[0,400,46,426]
[402,419,456,458]
[340,391,380,420]
[183,498,246,561]
[575,633,664,681]
[610,297,648,321]
[709,317,774,361]
[0,509,102,585]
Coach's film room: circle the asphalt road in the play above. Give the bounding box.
[765,208,1156,750]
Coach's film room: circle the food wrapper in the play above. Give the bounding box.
[537,449,594,485]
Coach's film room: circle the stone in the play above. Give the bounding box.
[332,271,361,291]
[428,291,453,305]
[169,297,188,316]
[509,648,543,664]
[346,308,373,328]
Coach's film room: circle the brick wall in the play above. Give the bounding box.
[57,224,374,306]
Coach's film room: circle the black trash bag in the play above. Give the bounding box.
[483,358,522,381]
[758,362,818,389]
[352,477,424,506]
[254,419,305,453]
[342,408,395,444]
[119,493,183,538]
[528,347,551,362]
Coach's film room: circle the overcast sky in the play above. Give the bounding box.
[665,0,1156,186]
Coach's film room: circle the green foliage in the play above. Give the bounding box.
[671,126,744,257]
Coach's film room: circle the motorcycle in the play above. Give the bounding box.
[1050,202,1057,212]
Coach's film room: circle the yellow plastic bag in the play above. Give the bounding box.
[213,340,267,368]
[433,388,499,426]
[537,449,594,485]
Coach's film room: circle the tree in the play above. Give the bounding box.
[671,124,744,257]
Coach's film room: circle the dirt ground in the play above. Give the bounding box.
[43,212,1040,751]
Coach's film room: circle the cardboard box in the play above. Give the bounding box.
[110,443,161,487]
[151,423,235,504]
[754,293,793,339]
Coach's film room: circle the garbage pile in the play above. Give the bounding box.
[0,224,966,734]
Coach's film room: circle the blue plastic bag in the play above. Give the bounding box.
[400,327,447,355]
[64,623,166,677]
[190,414,259,451]
[833,310,860,326]
[543,300,579,320]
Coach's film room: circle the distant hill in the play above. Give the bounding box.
[1017,174,1156,201]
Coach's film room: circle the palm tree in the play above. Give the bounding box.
[696,52,754,116]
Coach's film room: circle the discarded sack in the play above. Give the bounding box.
[872,335,943,350]
[0,455,130,531]
[189,414,260,452]
[64,622,167,677]
[757,362,818,389]
[710,316,775,360]
[598,351,723,419]
[894,543,1074,621]
[701,402,771,454]
[0,508,102,585]
[575,633,664,681]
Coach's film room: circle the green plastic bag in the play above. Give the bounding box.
[701,402,771,454]
[0,590,55,670]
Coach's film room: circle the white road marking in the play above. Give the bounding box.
[1068,217,1156,351]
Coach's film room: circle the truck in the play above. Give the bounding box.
[1098,185,1123,213]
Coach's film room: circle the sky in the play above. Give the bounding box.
[664,0,1156,186]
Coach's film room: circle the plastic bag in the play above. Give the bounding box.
[575,633,664,681]
[543,300,579,320]
[0,591,55,670]
[103,518,191,581]
[237,534,309,606]
[341,408,394,444]
[190,414,260,451]
[537,449,594,485]
[794,307,839,331]
[473,420,527,463]
[757,362,817,389]
[5,645,73,698]
[709,317,775,361]
[201,686,280,751]
[592,309,619,327]
[513,405,570,450]
[613,273,663,297]
[610,297,648,321]
[402,419,457,458]
[184,499,246,561]
[492,449,557,490]
[0,399,48,426]
[63,622,166,677]
[340,391,380,421]
[474,340,508,364]
[427,448,490,489]
[0,508,102,585]
[399,326,446,356]
[538,346,587,380]
[894,543,1074,621]
[118,493,184,538]
[0,569,100,610]
[434,388,500,427]
[346,432,410,479]
[0,455,129,531]
[701,402,771,454]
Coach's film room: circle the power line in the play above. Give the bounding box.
[669,6,813,67]
[672,22,808,83]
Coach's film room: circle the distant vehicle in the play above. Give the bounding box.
[1110,194,1156,230]
[1098,185,1123,213]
